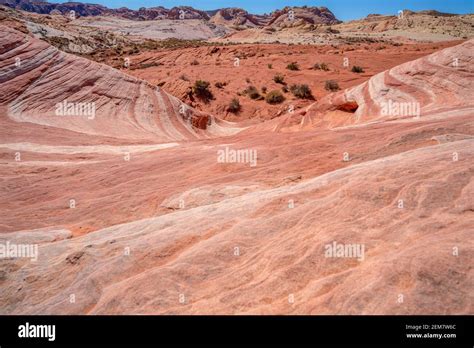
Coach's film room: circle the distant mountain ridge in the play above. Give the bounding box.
[0,0,213,19]
[0,0,339,25]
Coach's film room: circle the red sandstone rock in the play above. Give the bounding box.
[0,26,472,315]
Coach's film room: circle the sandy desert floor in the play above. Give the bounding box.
[123,40,462,122]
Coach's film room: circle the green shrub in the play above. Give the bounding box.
[290,84,314,99]
[265,90,285,104]
[227,98,241,113]
[314,62,329,71]
[244,86,262,100]
[193,80,213,100]
[351,65,364,73]
[286,62,300,71]
[325,80,340,92]
[273,74,285,84]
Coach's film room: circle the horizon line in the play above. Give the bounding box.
[47,0,474,20]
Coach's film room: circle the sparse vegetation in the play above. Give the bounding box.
[192,80,213,101]
[325,80,340,92]
[290,84,314,99]
[129,45,140,54]
[265,90,285,104]
[180,74,189,81]
[351,65,364,73]
[268,64,273,69]
[313,62,329,71]
[261,86,267,94]
[139,38,212,50]
[215,81,227,89]
[244,86,262,100]
[190,59,199,65]
[227,98,241,113]
[273,74,285,84]
[282,85,289,93]
[286,62,300,71]
[130,61,160,70]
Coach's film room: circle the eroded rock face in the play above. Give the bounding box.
[268,6,341,28]
[0,0,210,20]
[167,6,210,20]
[336,10,474,38]
[1,0,107,16]
[210,8,265,28]
[0,25,241,142]
[336,101,359,113]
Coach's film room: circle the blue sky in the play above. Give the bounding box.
[50,0,474,20]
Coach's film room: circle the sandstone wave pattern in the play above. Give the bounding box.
[265,40,474,131]
[0,28,472,314]
[0,26,240,142]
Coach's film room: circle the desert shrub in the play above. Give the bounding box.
[268,64,273,69]
[180,74,189,81]
[290,84,314,99]
[314,62,329,71]
[261,86,267,93]
[129,46,140,54]
[282,85,289,93]
[325,80,340,92]
[133,61,160,70]
[245,77,251,83]
[265,90,285,104]
[190,59,199,65]
[215,81,227,89]
[193,80,213,100]
[273,74,285,84]
[286,62,300,71]
[351,65,364,73]
[227,98,241,113]
[244,86,262,100]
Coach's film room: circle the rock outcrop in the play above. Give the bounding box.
[0,27,472,315]
[0,25,240,142]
